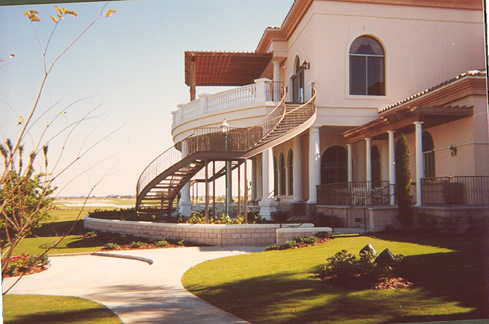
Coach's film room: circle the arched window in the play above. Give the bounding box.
[350,36,385,96]
[287,149,294,195]
[279,153,286,195]
[371,145,381,187]
[291,56,305,103]
[423,132,435,178]
[321,146,348,184]
[273,156,278,196]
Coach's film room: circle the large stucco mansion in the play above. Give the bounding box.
[136,0,488,230]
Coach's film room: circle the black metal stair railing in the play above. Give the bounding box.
[136,87,316,214]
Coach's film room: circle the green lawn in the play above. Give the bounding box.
[3,295,122,324]
[13,198,135,256]
[182,233,489,323]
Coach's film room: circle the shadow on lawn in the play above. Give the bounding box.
[29,220,86,238]
[6,307,119,324]
[188,233,489,323]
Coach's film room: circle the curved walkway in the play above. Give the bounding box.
[3,246,263,323]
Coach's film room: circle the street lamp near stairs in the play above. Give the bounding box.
[220,119,230,217]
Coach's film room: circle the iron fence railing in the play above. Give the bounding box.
[266,81,285,102]
[422,176,489,206]
[317,181,391,206]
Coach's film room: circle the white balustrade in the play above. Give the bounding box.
[173,79,275,126]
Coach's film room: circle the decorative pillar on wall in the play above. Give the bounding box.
[414,121,424,206]
[347,143,353,183]
[178,140,192,216]
[307,126,321,205]
[259,148,278,219]
[292,136,303,203]
[387,130,396,205]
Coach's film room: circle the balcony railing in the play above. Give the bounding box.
[317,181,391,206]
[173,79,284,127]
[422,176,489,206]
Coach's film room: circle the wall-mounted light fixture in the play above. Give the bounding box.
[300,60,310,70]
[450,144,457,156]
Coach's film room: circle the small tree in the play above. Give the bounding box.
[395,133,414,228]
[0,5,115,293]
[0,142,55,278]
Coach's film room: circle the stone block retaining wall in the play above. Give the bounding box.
[84,216,328,246]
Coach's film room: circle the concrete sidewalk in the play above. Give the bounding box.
[3,246,263,323]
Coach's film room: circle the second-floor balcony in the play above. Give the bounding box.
[172,79,284,129]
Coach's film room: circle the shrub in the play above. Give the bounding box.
[315,231,331,239]
[321,250,357,280]
[3,254,50,277]
[265,244,281,251]
[395,134,414,229]
[279,240,298,250]
[155,240,169,247]
[299,236,320,244]
[271,210,292,223]
[320,248,405,285]
[84,231,97,238]
[104,242,119,250]
[130,241,146,248]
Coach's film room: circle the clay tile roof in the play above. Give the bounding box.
[379,70,487,114]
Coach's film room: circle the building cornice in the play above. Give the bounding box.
[256,0,483,53]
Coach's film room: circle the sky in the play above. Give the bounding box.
[0,0,295,197]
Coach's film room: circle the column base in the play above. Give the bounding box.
[178,200,192,217]
[259,198,278,220]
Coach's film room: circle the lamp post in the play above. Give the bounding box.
[220,119,230,217]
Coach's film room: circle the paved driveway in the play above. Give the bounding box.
[3,246,263,323]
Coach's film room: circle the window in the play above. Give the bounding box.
[321,146,348,184]
[287,149,294,195]
[279,153,286,195]
[423,132,435,178]
[291,56,305,102]
[350,36,385,96]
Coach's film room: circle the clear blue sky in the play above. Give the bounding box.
[0,0,294,197]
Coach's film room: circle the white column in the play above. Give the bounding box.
[256,155,263,202]
[414,121,424,206]
[273,60,280,82]
[388,130,396,205]
[251,158,257,202]
[179,140,192,216]
[259,148,278,219]
[365,138,372,183]
[307,126,321,204]
[292,136,303,203]
[347,143,353,182]
[226,161,232,204]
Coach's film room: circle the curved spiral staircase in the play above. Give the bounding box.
[136,89,317,216]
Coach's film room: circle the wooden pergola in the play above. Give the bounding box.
[184,51,273,100]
